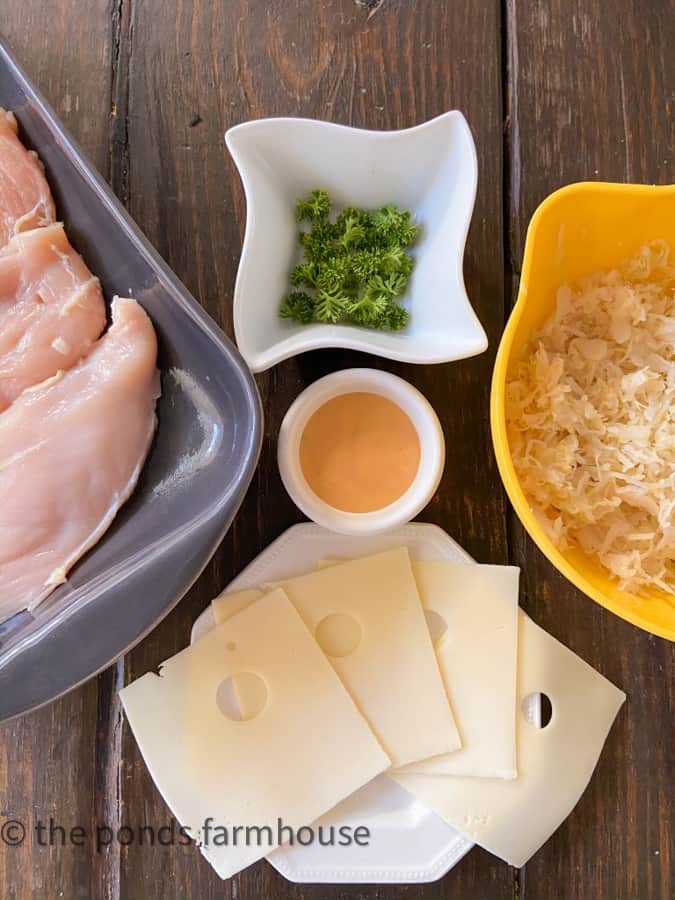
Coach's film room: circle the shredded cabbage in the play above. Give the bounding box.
[506,241,675,596]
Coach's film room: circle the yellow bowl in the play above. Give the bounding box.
[491,182,675,641]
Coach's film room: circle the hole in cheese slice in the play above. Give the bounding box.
[522,692,553,729]
[424,608,448,645]
[315,612,363,658]
[216,671,268,721]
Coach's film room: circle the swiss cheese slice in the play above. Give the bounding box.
[120,589,390,879]
[212,587,262,624]
[392,611,625,867]
[317,558,520,778]
[278,547,461,767]
[398,561,519,778]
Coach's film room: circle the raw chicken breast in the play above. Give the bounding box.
[0,109,55,248]
[0,298,159,623]
[0,223,106,411]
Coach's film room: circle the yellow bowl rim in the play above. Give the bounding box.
[491,181,675,642]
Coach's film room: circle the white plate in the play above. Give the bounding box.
[191,522,476,883]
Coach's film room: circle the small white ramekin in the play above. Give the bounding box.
[278,368,445,535]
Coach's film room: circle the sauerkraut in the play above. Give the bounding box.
[506,241,675,596]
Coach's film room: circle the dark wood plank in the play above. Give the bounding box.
[0,4,116,899]
[505,2,674,898]
[119,0,511,897]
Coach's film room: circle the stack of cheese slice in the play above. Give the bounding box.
[120,546,625,879]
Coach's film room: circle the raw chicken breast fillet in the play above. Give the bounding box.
[0,298,160,623]
[0,109,55,248]
[0,223,106,411]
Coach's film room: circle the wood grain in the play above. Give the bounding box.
[0,5,115,899]
[505,2,674,899]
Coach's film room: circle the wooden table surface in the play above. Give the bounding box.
[0,1,673,898]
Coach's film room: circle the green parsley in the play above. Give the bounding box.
[279,189,418,331]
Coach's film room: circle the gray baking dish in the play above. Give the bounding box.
[0,40,262,720]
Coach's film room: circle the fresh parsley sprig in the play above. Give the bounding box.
[279,189,417,331]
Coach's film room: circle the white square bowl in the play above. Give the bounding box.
[226,112,487,372]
